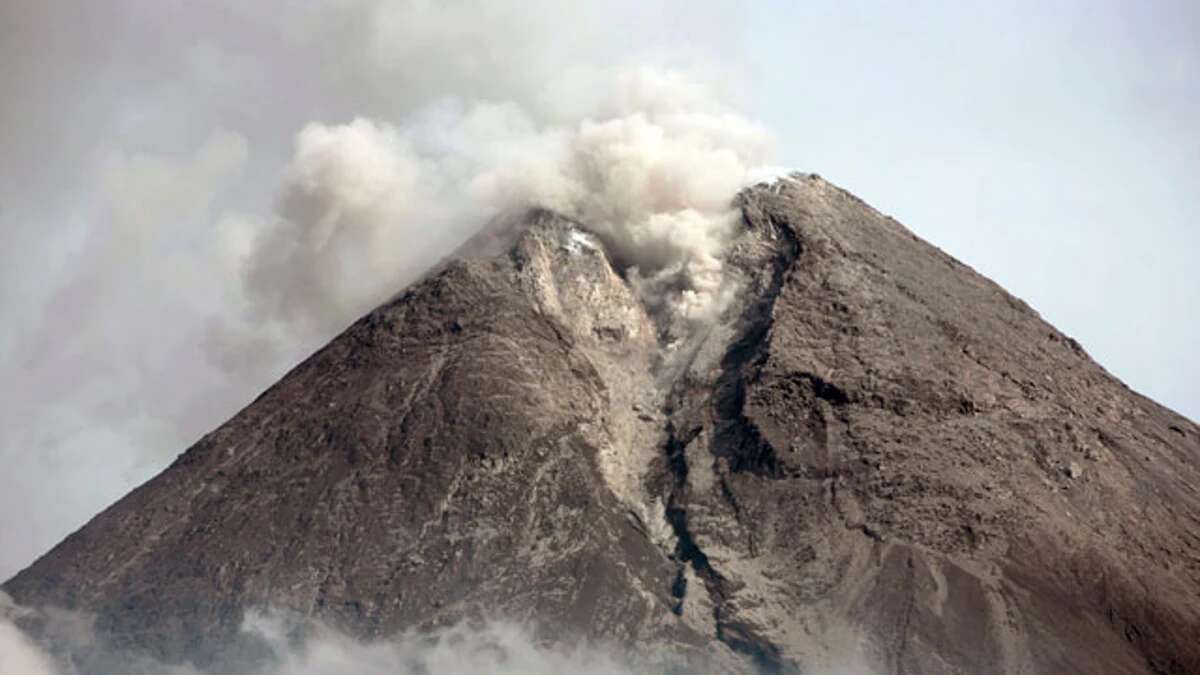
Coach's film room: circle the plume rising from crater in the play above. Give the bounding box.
[219,67,770,363]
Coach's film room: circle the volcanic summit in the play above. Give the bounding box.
[6,175,1199,674]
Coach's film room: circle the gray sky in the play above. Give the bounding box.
[0,1,1195,581]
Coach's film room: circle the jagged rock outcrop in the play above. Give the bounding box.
[6,175,1200,674]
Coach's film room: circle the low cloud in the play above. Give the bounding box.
[0,599,703,675]
[1,592,880,674]
[241,613,674,675]
[0,620,59,675]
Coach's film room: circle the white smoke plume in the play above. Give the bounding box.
[216,66,770,361]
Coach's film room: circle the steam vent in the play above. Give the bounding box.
[6,175,1199,674]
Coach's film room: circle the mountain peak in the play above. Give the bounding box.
[7,177,1199,674]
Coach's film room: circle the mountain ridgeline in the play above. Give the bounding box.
[6,175,1199,674]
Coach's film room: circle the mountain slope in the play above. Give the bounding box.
[6,175,1199,674]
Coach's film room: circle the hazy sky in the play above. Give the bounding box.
[0,0,1195,581]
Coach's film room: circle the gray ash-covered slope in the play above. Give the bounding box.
[7,175,1200,674]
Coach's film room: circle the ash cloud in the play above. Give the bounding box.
[0,0,754,579]
[219,66,770,355]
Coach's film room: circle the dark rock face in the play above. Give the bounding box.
[6,176,1199,674]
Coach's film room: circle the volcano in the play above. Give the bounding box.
[6,175,1199,674]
